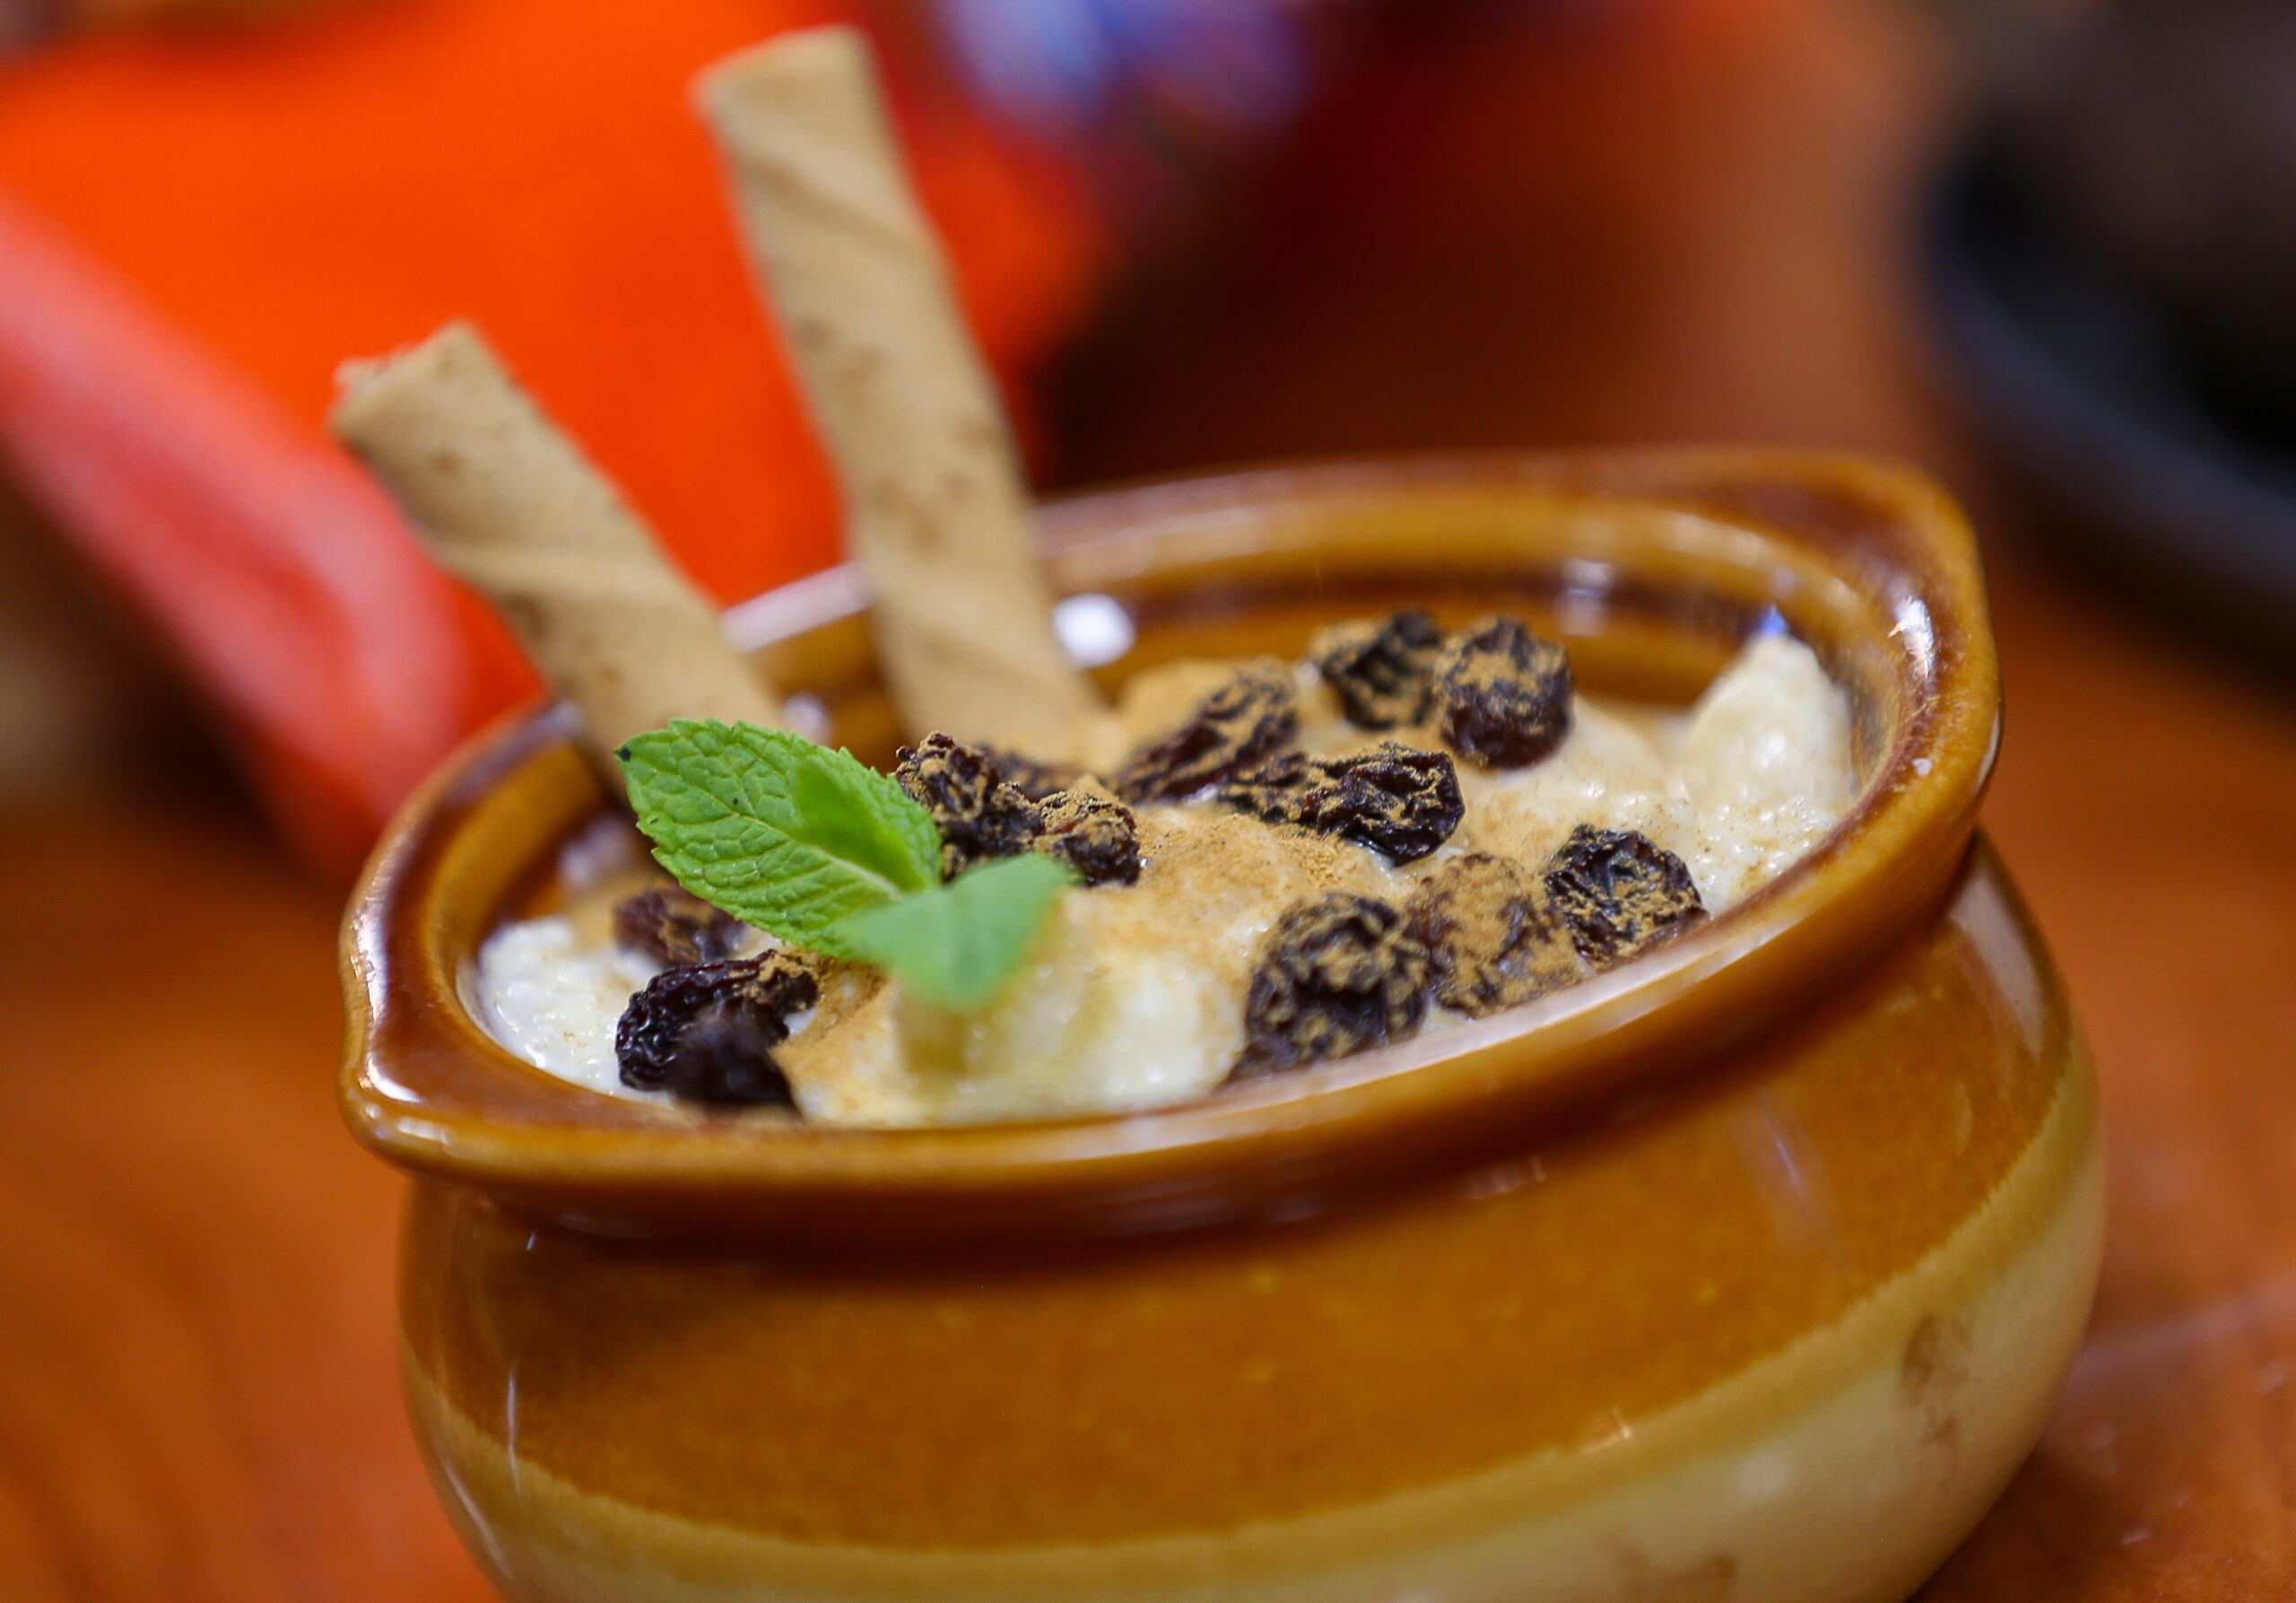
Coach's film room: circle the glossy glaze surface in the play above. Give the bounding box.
[398,846,2093,1567]
[343,450,2000,1244]
[342,452,2098,1601]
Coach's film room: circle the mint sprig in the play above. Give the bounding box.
[616,720,1071,1007]
[831,853,1075,1012]
[617,720,939,960]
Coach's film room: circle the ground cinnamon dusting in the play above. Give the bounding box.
[476,620,1857,1125]
[1407,853,1579,1016]
[1115,658,1299,802]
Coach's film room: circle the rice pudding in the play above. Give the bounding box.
[474,621,1853,1127]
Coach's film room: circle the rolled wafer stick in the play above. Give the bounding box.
[328,322,780,790]
[697,25,1102,748]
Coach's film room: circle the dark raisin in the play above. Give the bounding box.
[1220,742,1463,863]
[1219,749,1313,818]
[1310,609,1446,729]
[612,884,747,967]
[894,732,1045,879]
[614,953,817,1105]
[980,747,1083,802]
[1116,660,1298,803]
[1431,615,1573,768]
[1233,893,1431,1077]
[1542,823,1707,966]
[1405,853,1580,1016]
[649,1006,799,1104]
[1037,788,1142,886]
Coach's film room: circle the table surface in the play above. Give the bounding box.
[4,4,2292,1599]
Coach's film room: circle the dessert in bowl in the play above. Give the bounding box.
[473,597,1853,1127]
[343,449,2100,1603]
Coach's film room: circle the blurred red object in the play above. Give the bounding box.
[0,0,1104,872]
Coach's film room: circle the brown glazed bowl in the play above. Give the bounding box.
[343,450,2100,1603]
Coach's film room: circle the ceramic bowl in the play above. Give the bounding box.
[342,449,2100,1603]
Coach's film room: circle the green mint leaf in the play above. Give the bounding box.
[829,853,1074,1012]
[617,720,941,959]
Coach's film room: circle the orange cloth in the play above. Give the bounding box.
[0,0,1102,868]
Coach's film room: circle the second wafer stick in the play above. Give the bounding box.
[697,25,1102,748]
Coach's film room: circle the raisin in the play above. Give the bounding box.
[1542,823,1707,966]
[1405,853,1580,1016]
[612,884,747,967]
[980,747,1083,803]
[1309,608,1446,729]
[1116,660,1298,803]
[614,953,817,1105]
[648,1007,797,1105]
[894,732,1045,879]
[1221,742,1463,863]
[1233,893,1431,1077]
[1431,615,1573,768]
[1218,749,1311,817]
[1037,788,1142,886]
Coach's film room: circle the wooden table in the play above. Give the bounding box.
[4,4,2291,1598]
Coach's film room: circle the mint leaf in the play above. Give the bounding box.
[617,720,940,959]
[618,720,1074,1008]
[830,853,1075,1011]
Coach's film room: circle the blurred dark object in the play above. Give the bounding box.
[0,0,51,50]
[1925,0,2296,669]
[2,0,336,48]
[928,0,1338,227]
[1048,0,1897,484]
[926,0,1661,240]
[0,479,236,806]
[2008,0,2296,441]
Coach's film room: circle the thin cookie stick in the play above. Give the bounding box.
[328,322,781,789]
[697,26,1101,748]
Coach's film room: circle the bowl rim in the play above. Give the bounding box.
[341,447,1998,1242]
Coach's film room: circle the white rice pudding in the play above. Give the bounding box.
[474,632,1855,1126]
